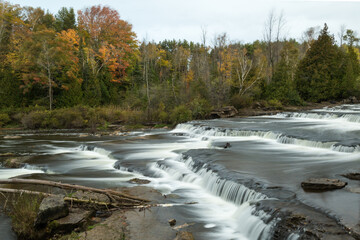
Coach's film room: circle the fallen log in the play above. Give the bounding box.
[0,178,149,203]
[0,188,198,210]
[0,188,141,209]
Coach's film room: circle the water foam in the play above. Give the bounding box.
[148,155,275,240]
[175,123,358,153]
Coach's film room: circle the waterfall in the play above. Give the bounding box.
[174,123,358,153]
[276,112,360,124]
[149,155,276,240]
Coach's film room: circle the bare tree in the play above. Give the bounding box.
[337,24,346,46]
[300,26,320,56]
[233,46,265,96]
[263,9,286,80]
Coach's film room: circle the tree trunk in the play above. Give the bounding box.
[0,178,149,203]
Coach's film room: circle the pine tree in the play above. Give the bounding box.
[295,24,344,102]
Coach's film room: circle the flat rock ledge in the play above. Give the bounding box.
[301,178,347,191]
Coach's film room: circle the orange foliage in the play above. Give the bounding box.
[78,5,137,83]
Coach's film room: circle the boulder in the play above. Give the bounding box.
[210,106,238,118]
[174,231,194,240]
[35,195,69,227]
[3,156,32,168]
[342,173,360,181]
[53,208,92,233]
[301,178,347,191]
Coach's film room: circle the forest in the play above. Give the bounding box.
[0,2,360,129]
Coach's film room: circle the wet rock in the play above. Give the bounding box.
[165,194,180,199]
[3,135,22,139]
[128,178,151,184]
[256,199,357,240]
[114,186,164,203]
[53,208,92,233]
[77,210,128,240]
[35,195,69,227]
[224,142,231,148]
[347,187,360,194]
[3,156,32,168]
[168,218,176,226]
[301,178,347,191]
[73,191,110,204]
[210,106,238,118]
[174,231,194,240]
[342,173,360,181]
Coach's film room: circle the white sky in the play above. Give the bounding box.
[8,0,360,44]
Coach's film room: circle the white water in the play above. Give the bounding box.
[174,123,360,153]
[0,167,44,179]
[145,153,275,240]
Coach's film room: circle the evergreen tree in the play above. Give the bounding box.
[295,24,344,102]
[54,7,76,32]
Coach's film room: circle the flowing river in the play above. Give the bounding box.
[0,104,360,239]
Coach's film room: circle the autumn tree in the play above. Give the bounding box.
[211,33,232,106]
[78,5,137,83]
[232,45,266,97]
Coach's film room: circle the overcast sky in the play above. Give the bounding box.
[8,0,360,44]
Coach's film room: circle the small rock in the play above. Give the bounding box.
[168,219,176,227]
[342,173,360,181]
[128,178,151,184]
[165,194,180,199]
[78,134,89,137]
[301,178,347,191]
[174,231,194,240]
[224,142,231,148]
[3,135,22,139]
[35,195,69,227]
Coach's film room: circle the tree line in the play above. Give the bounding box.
[0,2,359,125]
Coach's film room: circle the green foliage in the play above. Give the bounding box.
[0,113,11,127]
[230,94,254,109]
[267,99,283,109]
[21,111,49,129]
[190,98,212,119]
[54,7,76,32]
[8,193,44,239]
[170,105,192,124]
[155,102,169,123]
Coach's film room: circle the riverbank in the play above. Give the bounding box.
[0,99,354,134]
[0,179,196,240]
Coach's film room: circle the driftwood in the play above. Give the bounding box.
[0,188,197,210]
[0,178,149,203]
